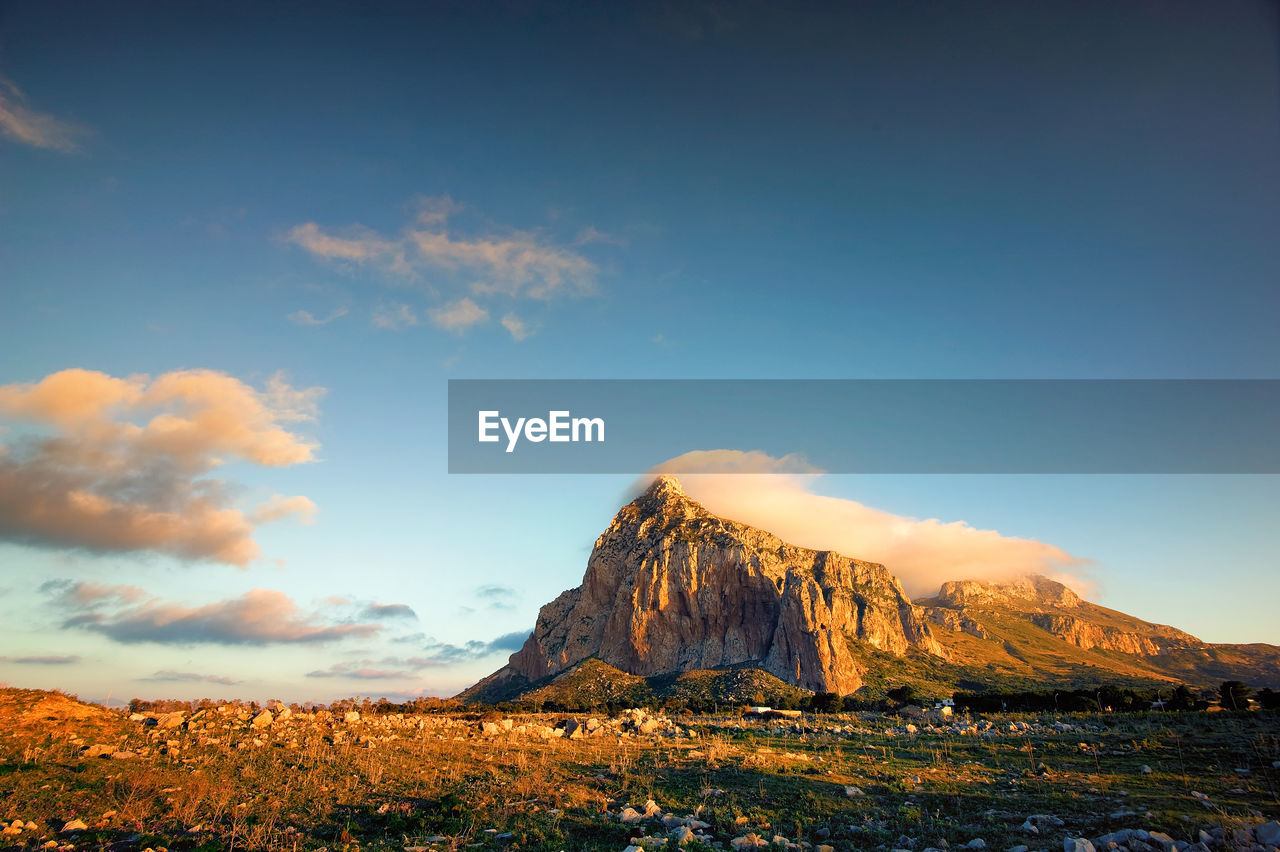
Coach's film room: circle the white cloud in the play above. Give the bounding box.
[429,298,489,333]
[287,307,348,326]
[649,450,1088,598]
[500,313,532,341]
[371,302,420,330]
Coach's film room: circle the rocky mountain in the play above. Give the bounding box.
[491,475,941,697]
[463,476,1280,703]
[918,576,1280,691]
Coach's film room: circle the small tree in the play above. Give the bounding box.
[1255,688,1280,710]
[810,692,841,713]
[1219,680,1252,710]
[1167,685,1196,711]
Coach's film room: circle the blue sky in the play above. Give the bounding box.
[1,1,1278,703]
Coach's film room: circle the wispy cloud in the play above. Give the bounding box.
[649,450,1088,597]
[286,197,603,334]
[250,494,317,525]
[49,582,379,646]
[574,225,625,247]
[359,603,418,620]
[287,307,348,326]
[0,654,81,665]
[0,368,321,566]
[142,670,241,685]
[475,584,519,611]
[500,313,532,341]
[372,302,420,330]
[429,298,489,333]
[0,78,87,153]
[306,662,414,680]
[413,630,531,665]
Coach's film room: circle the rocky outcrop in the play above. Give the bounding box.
[923,575,1203,658]
[931,575,1082,610]
[926,607,989,639]
[1026,613,1196,657]
[506,476,941,694]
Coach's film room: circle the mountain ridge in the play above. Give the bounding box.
[462,477,1280,703]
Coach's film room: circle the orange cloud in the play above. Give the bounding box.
[0,78,87,153]
[0,368,322,566]
[50,583,379,645]
[286,197,598,322]
[650,450,1088,598]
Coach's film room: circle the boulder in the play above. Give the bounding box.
[1257,822,1280,847]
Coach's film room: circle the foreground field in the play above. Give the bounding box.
[0,690,1277,852]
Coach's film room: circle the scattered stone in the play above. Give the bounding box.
[670,825,695,845]
[1139,765,1152,774]
[1256,822,1280,847]
[251,710,273,729]
[61,820,88,833]
[1064,839,1095,852]
[619,807,644,824]
[845,785,866,797]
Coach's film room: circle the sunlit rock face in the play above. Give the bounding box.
[508,475,941,694]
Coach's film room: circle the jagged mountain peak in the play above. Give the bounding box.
[644,473,687,500]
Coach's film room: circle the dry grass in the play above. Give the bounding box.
[0,689,1276,851]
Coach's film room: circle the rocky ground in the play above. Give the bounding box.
[0,689,1277,852]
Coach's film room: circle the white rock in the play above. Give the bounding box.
[670,825,695,845]
[1064,839,1096,852]
[844,785,866,797]
[61,819,88,833]
[619,807,644,824]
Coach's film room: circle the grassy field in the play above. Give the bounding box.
[0,689,1277,852]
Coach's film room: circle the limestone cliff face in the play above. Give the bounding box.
[1026,613,1164,655]
[508,476,941,694]
[932,575,1082,609]
[922,576,1203,658]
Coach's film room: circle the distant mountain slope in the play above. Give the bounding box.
[919,577,1280,690]
[460,477,1280,703]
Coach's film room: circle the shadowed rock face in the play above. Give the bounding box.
[508,475,941,694]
